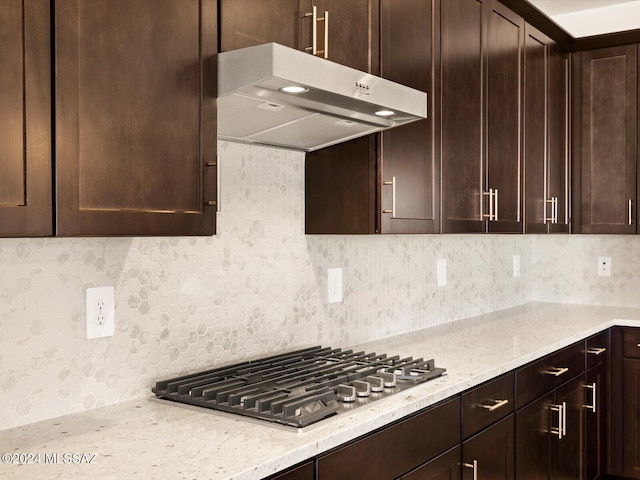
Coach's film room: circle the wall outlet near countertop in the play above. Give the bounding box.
[86,286,115,339]
[598,256,612,277]
[327,268,343,303]
[513,255,521,278]
[436,259,447,287]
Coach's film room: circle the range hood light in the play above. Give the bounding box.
[280,85,309,94]
[375,110,395,117]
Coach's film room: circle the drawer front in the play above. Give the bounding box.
[516,341,584,409]
[269,461,314,480]
[622,328,640,359]
[586,329,610,369]
[317,397,461,480]
[462,373,514,439]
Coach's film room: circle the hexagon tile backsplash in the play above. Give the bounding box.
[0,142,536,430]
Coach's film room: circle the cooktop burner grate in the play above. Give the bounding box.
[152,345,446,428]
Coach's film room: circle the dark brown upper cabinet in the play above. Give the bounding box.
[441,0,524,234]
[572,44,638,234]
[54,0,218,236]
[0,0,52,236]
[305,0,437,234]
[523,25,569,234]
[220,0,379,74]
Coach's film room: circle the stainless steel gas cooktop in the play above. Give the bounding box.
[152,345,446,428]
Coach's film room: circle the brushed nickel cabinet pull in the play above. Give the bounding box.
[483,189,494,220]
[545,198,554,224]
[554,197,559,224]
[204,155,220,211]
[544,367,569,377]
[382,177,396,218]
[586,347,606,355]
[316,10,328,58]
[583,383,596,413]
[629,199,634,226]
[480,398,509,412]
[494,188,499,221]
[550,403,564,439]
[304,6,318,55]
[463,460,478,480]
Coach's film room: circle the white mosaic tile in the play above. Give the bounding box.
[0,142,532,430]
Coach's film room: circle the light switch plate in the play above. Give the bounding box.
[437,259,447,287]
[86,286,115,339]
[328,268,343,303]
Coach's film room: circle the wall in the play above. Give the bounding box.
[0,142,532,431]
[532,235,640,306]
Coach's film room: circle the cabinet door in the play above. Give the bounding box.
[219,0,302,52]
[523,24,548,234]
[462,414,514,480]
[516,394,553,480]
[441,0,486,233]
[552,376,584,480]
[402,446,461,480]
[55,0,217,236]
[485,0,523,233]
[379,0,437,234]
[622,358,640,477]
[312,0,379,73]
[269,461,314,480]
[547,45,569,234]
[0,0,52,236]
[585,363,608,480]
[578,44,637,234]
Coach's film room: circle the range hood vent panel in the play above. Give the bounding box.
[217,43,427,152]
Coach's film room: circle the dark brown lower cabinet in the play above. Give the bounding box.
[462,414,514,480]
[317,397,460,480]
[585,362,608,480]
[402,446,461,480]
[516,376,584,480]
[610,327,640,478]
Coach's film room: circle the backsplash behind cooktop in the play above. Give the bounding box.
[2,142,638,431]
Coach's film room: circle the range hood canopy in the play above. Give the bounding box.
[217,43,427,152]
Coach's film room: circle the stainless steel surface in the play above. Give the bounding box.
[544,366,569,377]
[483,189,494,220]
[366,375,384,393]
[353,380,371,397]
[337,384,356,403]
[583,383,596,413]
[217,43,427,152]
[480,398,509,412]
[586,347,606,355]
[463,460,478,480]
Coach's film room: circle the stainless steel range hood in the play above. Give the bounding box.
[217,43,427,152]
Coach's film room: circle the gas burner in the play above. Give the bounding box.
[152,346,446,428]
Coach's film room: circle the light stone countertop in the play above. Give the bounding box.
[1,302,640,480]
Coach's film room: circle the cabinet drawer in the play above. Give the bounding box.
[586,329,610,369]
[462,373,514,439]
[317,397,460,480]
[516,341,584,409]
[622,328,640,359]
[268,461,314,480]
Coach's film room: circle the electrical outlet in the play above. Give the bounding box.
[513,255,521,278]
[437,259,447,287]
[328,268,343,303]
[598,257,612,277]
[86,286,115,339]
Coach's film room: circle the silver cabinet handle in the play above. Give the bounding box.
[463,460,478,480]
[544,367,569,377]
[554,197,559,224]
[382,176,396,218]
[545,197,559,224]
[583,383,596,413]
[586,347,606,355]
[629,199,634,225]
[480,398,509,412]
[545,198,554,224]
[494,188,498,221]
[550,402,566,439]
[483,189,494,221]
[216,155,221,212]
[304,6,328,59]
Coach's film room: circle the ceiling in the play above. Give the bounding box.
[528,0,640,37]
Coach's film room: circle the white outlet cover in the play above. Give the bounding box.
[86,286,115,339]
[513,255,521,278]
[327,268,343,303]
[436,259,447,287]
[598,256,612,277]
